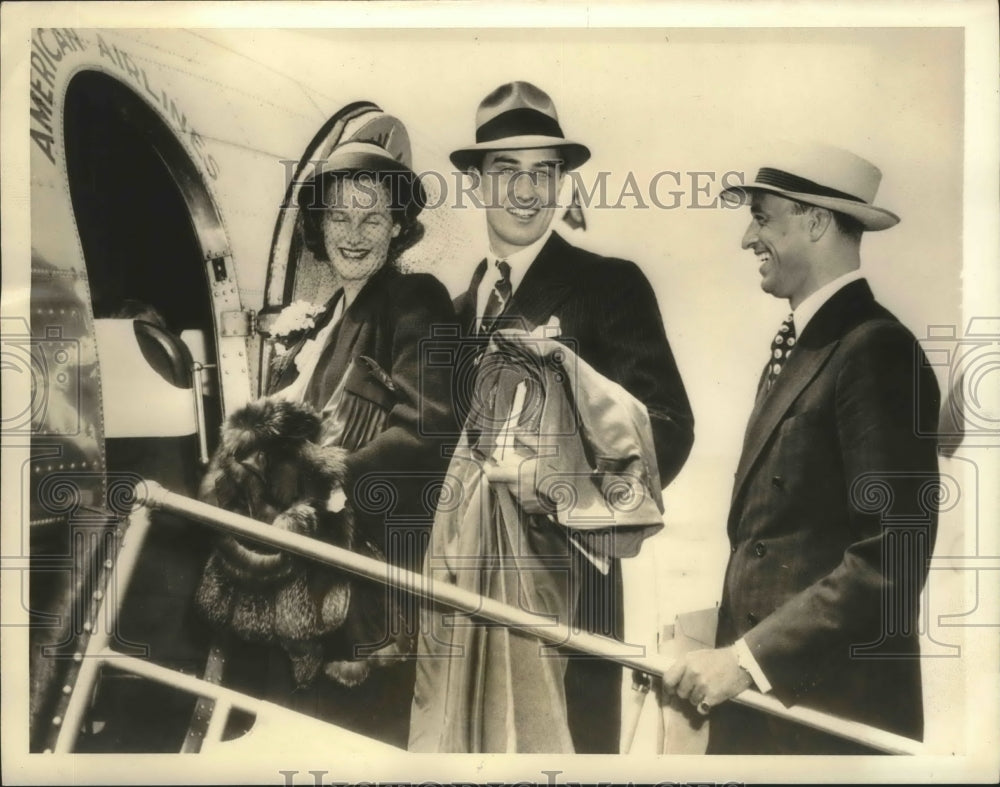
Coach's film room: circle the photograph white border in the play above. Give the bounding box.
[2,2,998,784]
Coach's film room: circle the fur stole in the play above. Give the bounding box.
[194,397,407,687]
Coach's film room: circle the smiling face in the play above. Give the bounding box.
[741,191,819,308]
[477,148,565,257]
[320,176,400,281]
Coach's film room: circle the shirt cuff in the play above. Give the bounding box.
[733,637,772,694]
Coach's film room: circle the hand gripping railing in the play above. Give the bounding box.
[54,480,925,755]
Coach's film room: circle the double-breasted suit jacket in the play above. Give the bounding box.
[454,231,695,752]
[712,279,940,753]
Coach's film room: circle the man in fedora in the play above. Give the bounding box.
[661,143,940,753]
[440,81,695,753]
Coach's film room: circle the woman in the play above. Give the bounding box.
[196,113,457,747]
[270,132,456,523]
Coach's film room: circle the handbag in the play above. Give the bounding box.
[317,354,397,451]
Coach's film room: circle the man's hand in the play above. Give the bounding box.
[661,647,753,714]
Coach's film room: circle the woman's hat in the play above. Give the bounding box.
[720,142,900,231]
[298,103,427,219]
[449,81,591,172]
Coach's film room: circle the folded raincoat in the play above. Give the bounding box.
[409,328,667,753]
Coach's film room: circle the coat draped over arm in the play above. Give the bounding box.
[409,329,667,753]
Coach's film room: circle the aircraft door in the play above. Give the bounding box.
[63,69,252,473]
[27,68,254,752]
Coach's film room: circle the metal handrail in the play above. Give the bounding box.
[130,480,924,755]
[190,362,212,465]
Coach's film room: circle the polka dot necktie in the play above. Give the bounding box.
[479,260,512,335]
[766,314,797,391]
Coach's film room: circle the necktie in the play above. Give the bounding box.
[765,313,796,391]
[479,260,512,335]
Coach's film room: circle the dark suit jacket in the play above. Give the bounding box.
[455,231,695,752]
[270,265,458,568]
[455,232,694,487]
[712,279,940,754]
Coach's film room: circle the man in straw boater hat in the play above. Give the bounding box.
[661,142,941,753]
[409,81,695,753]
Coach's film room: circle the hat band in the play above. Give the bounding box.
[756,167,865,204]
[476,107,564,144]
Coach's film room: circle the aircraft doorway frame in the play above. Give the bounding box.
[63,67,252,421]
[27,65,257,751]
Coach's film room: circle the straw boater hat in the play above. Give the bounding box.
[720,142,899,231]
[298,102,427,219]
[450,81,591,172]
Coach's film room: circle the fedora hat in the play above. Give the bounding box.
[720,142,899,231]
[298,103,427,218]
[450,81,591,172]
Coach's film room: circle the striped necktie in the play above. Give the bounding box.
[479,260,512,335]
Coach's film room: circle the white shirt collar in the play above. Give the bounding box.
[793,269,864,335]
[475,228,553,326]
[487,227,553,293]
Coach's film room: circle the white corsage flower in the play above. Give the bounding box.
[270,300,324,355]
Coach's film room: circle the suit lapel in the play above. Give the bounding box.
[503,233,575,331]
[323,301,363,382]
[324,267,391,376]
[299,266,396,407]
[730,279,876,509]
[731,338,838,506]
[455,259,487,335]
